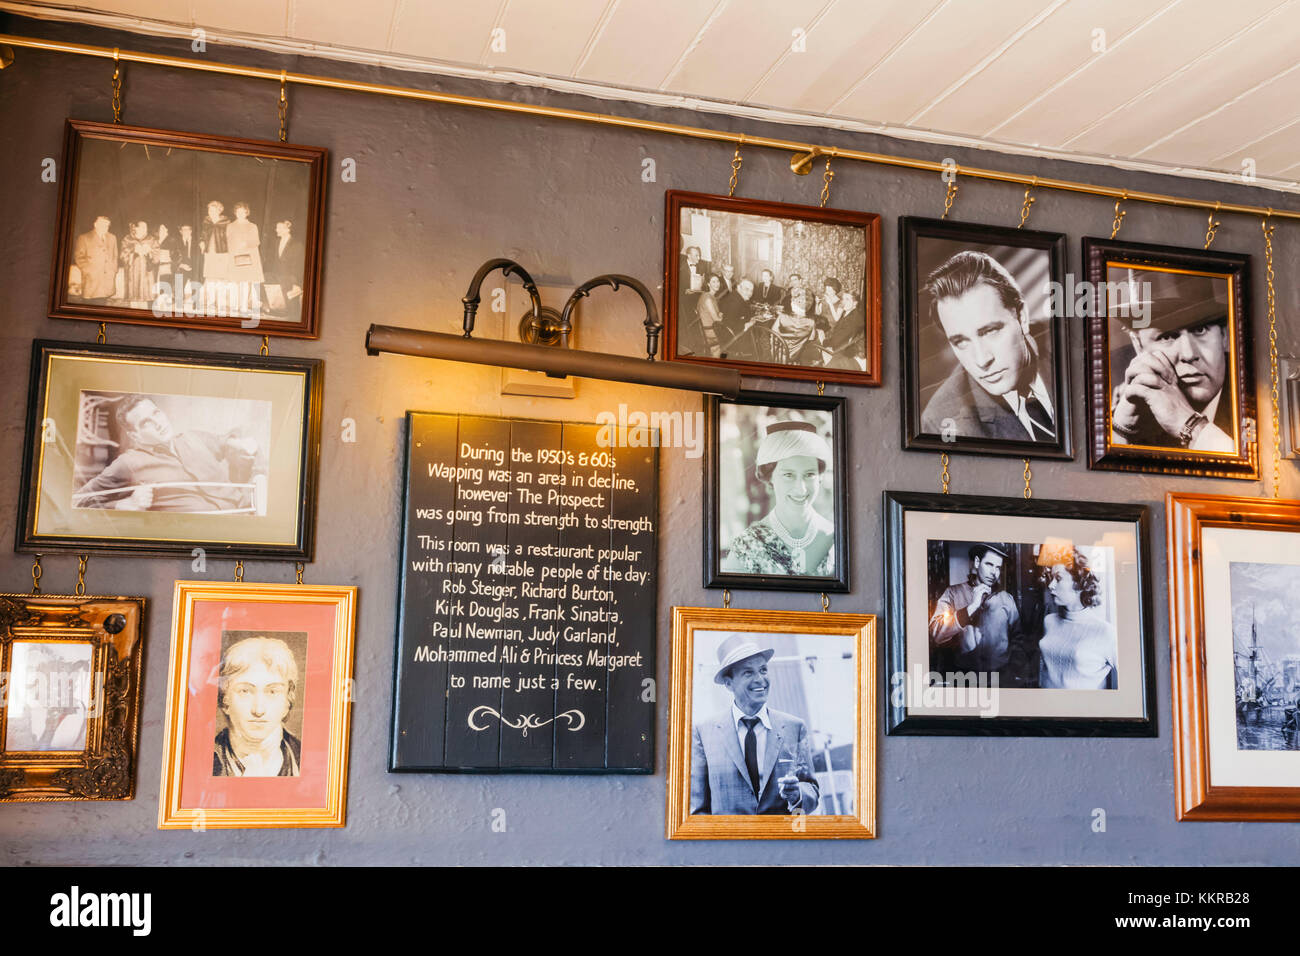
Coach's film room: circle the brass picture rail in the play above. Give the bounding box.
[0,32,1297,222]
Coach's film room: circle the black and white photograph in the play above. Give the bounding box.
[1083,238,1255,478]
[1229,563,1300,752]
[926,540,1119,690]
[51,120,327,338]
[704,391,849,592]
[3,641,95,753]
[72,390,271,516]
[884,491,1155,736]
[688,629,856,818]
[665,191,881,386]
[666,606,875,839]
[214,630,308,778]
[18,340,322,559]
[900,217,1071,459]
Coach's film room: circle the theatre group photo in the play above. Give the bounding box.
[63,137,310,321]
[674,204,870,373]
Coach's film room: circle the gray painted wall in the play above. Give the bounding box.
[1,14,1297,865]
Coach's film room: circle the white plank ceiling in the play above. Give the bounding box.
[5,0,1299,187]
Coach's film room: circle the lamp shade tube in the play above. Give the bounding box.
[365,325,741,397]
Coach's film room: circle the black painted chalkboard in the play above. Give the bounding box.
[389,412,658,773]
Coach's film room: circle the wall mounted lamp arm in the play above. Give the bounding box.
[560,274,662,360]
[460,257,541,338]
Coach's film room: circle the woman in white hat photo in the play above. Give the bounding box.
[722,418,835,576]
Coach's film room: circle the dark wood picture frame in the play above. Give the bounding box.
[1083,237,1256,478]
[16,339,322,560]
[0,593,146,802]
[1167,492,1300,820]
[705,390,850,593]
[663,190,882,386]
[50,119,328,339]
[899,216,1072,460]
[884,490,1156,736]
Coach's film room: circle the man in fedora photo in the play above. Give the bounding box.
[1109,268,1235,452]
[690,633,820,816]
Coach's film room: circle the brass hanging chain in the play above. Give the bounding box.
[97,322,106,344]
[727,138,744,198]
[110,48,123,124]
[235,560,245,583]
[296,562,305,585]
[1262,215,1280,498]
[940,453,951,494]
[75,554,88,597]
[941,177,959,220]
[819,155,834,208]
[278,70,288,143]
[820,593,829,612]
[722,588,731,609]
[260,335,270,356]
[1203,201,1221,249]
[1022,459,1033,499]
[816,381,825,396]
[31,554,42,594]
[1017,177,1037,229]
[1109,191,1128,239]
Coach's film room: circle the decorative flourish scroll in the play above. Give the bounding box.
[468,706,586,736]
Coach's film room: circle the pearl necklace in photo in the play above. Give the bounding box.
[770,510,817,550]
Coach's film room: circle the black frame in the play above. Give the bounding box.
[883,490,1156,736]
[705,390,850,592]
[15,339,322,560]
[899,216,1072,460]
[50,119,328,339]
[1082,237,1256,478]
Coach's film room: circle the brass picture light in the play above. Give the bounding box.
[365,258,742,397]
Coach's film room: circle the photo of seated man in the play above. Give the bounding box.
[71,391,271,514]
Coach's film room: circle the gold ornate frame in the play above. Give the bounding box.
[158,580,356,829]
[666,606,876,840]
[0,592,145,802]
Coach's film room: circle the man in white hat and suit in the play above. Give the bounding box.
[690,633,820,815]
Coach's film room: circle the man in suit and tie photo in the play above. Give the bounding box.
[919,250,1057,444]
[690,633,820,816]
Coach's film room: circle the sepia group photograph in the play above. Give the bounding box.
[664,191,881,386]
[51,120,327,338]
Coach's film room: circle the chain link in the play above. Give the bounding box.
[1017,178,1036,229]
[235,560,245,583]
[1109,191,1127,239]
[819,155,834,208]
[111,48,122,124]
[727,140,743,198]
[940,452,950,494]
[296,562,305,585]
[76,554,88,597]
[1022,459,1033,499]
[1263,215,1280,498]
[941,178,959,220]
[816,380,825,396]
[31,554,42,594]
[1203,202,1221,249]
[722,588,731,609]
[260,335,270,356]
[97,322,106,344]
[278,70,288,143]
[820,593,829,612]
